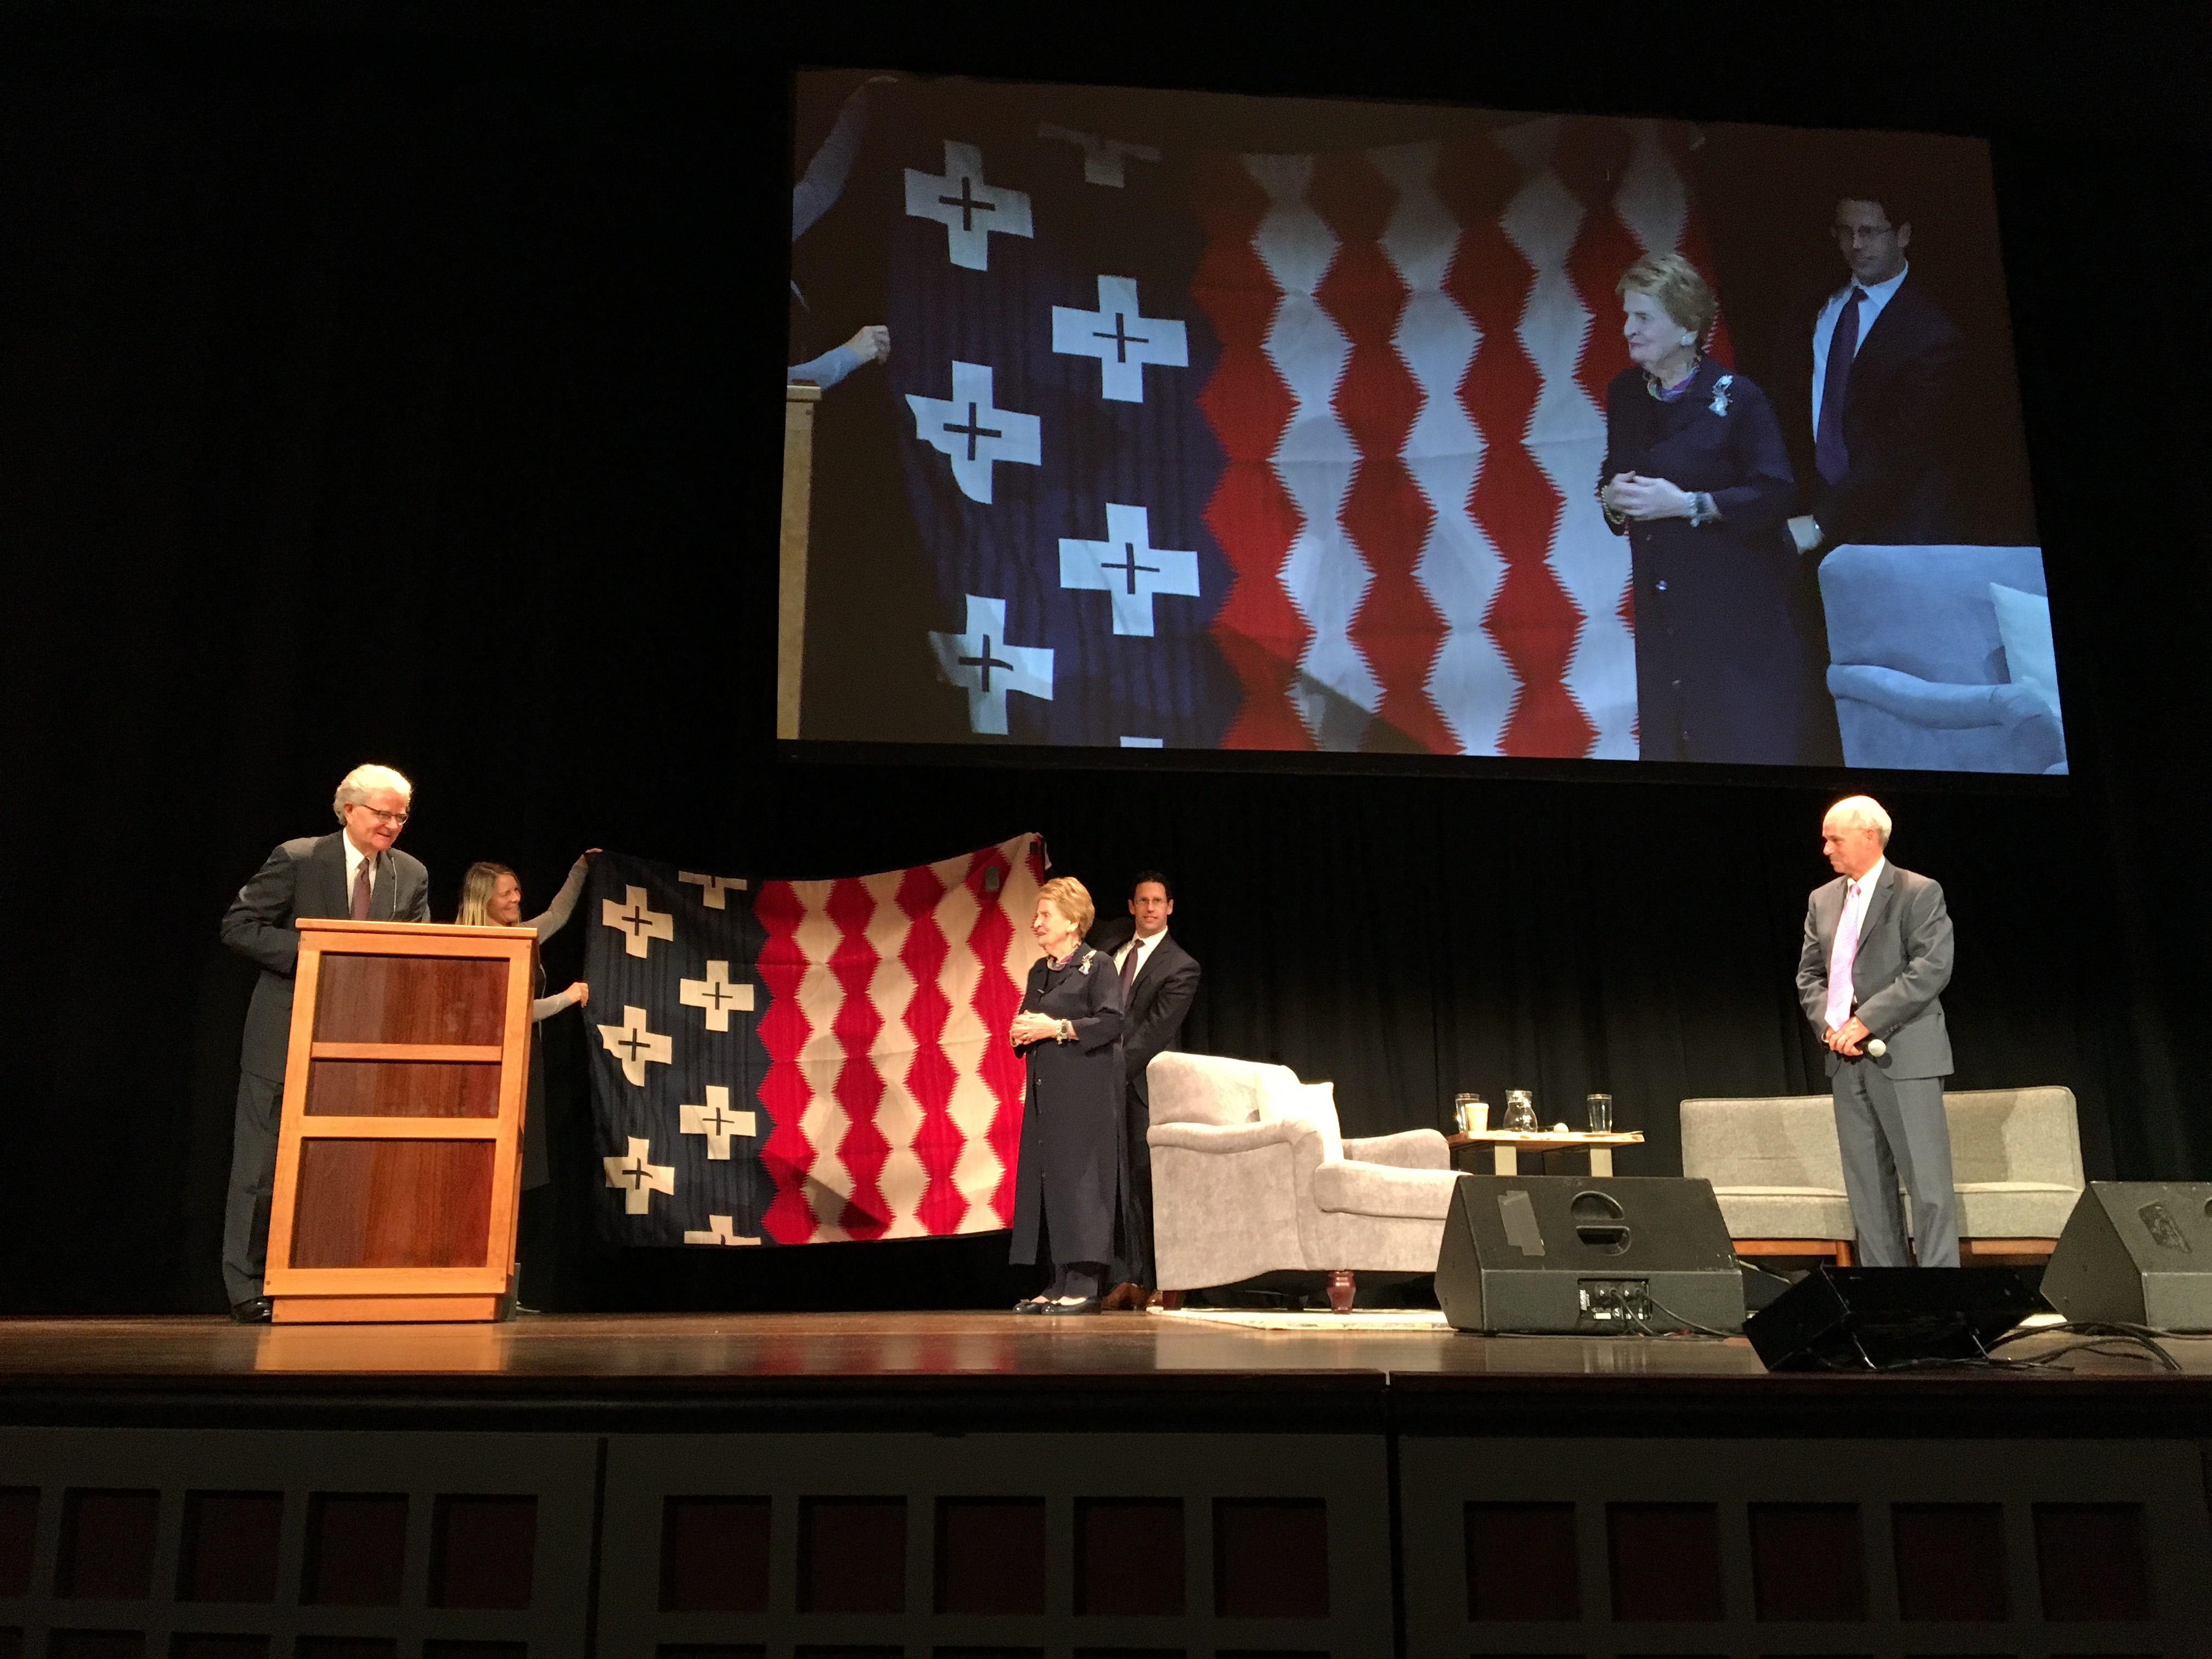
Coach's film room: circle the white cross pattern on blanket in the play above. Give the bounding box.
[905,362,1041,504]
[928,595,1054,737]
[903,140,1033,270]
[600,885,673,958]
[596,1005,672,1086]
[1051,275,1188,402]
[683,1214,760,1246]
[680,1085,756,1161]
[603,1136,674,1215]
[676,871,747,910]
[1058,502,1200,637]
[678,960,755,1032]
[1036,123,1160,188]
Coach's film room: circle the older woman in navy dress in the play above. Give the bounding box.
[1007,876,1126,1314]
[1601,252,1830,766]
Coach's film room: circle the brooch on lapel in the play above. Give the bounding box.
[1076,948,1095,975]
[1708,374,1735,417]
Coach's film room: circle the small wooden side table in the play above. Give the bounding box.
[1448,1130,1646,1177]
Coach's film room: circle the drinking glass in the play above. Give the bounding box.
[1502,1089,1538,1133]
[1453,1092,1488,1135]
[1585,1093,1613,1133]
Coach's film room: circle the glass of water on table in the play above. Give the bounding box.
[1585,1093,1613,1133]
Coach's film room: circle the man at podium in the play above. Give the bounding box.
[217,763,430,1322]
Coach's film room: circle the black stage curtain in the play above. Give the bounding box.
[0,7,2205,1312]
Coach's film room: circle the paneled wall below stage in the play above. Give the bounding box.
[1,1426,2205,1656]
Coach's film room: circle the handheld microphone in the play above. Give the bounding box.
[1864,1037,1886,1058]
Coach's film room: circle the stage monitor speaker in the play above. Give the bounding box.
[1434,1175,1744,1335]
[1745,1267,2041,1370]
[2040,1181,2212,1332]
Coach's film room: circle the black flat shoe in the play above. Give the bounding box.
[1041,1296,1102,1315]
[1013,1298,1049,1314]
[229,1297,273,1324]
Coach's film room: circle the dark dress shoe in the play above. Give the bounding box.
[1013,1298,1049,1314]
[1041,1296,1102,1315]
[229,1297,273,1324]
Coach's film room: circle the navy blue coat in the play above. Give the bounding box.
[1601,359,1832,766]
[1008,945,1126,1268]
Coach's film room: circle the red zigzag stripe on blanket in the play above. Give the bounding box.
[754,836,1044,1245]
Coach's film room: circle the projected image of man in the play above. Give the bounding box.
[1783,192,1963,552]
[1795,795,1958,1267]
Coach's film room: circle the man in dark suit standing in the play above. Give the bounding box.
[217,764,431,1320]
[1094,871,1200,1308]
[1778,193,1963,554]
[1795,795,1959,1267]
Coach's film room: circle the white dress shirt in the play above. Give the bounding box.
[1115,928,1167,986]
[1809,263,1911,430]
[342,835,378,910]
[1824,856,1887,1031]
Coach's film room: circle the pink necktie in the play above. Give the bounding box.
[1824,882,1863,1031]
[351,856,373,922]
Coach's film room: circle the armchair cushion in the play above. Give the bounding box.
[1954,1181,2082,1240]
[1989,583,2061,718]
[1344,1127,1452,1171]
[1149,1119,1304,1156]
[1819,543,2068,775]
[1711,1188,1857,1242]
[1827,664,2057,731]
[1311,1159,1460,1220]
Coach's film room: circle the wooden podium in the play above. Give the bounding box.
[263,918,538,1323]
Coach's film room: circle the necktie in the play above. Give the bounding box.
[1119,939,1142,998]
[1824,881,1863,1032]
[351,854,374,922]
[1814,287,1865,486]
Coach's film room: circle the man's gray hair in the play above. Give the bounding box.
[1826,793,1892,846]
[333,763,414,822]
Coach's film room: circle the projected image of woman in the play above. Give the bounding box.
[1006,876,1127,1314]
[1600,253,1831,765]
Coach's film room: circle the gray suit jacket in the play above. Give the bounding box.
[1796,861,1955,1080]
[221,831,431,1080]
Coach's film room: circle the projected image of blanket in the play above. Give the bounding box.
[886,105,1732,757]
[582,833,1046,1245]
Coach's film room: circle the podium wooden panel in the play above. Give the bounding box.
[264,918,538,1323]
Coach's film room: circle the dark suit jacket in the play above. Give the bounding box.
[1774,272,1962,546]
[1795,860,1955,1080]
[221,831,431,1080]
[1090,924,1200,1109]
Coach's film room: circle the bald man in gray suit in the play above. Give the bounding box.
[1795,795,1958,1267]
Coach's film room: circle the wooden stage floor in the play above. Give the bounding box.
[3,1310,2208,1433]
[5,1307,2210,1378]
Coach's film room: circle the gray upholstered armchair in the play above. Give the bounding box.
[1147,1053,1459,1311]
[1819,543,2067,775]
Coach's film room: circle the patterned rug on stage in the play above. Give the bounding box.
[1151,1307,1453,1332]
